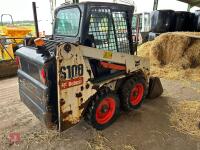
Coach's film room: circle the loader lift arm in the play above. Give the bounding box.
[80,45,150,75]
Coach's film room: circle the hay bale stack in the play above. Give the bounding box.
[152,33,191,66]
[138,32,200,81]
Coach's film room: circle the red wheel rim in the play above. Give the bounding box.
[96,97,116,124]
[130,83,144,106]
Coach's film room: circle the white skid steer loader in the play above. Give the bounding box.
[16,2,163,131]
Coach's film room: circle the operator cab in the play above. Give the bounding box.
[54,2,135,54]
[53,2,135,78]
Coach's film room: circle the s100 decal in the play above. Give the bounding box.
[61,64,84,79]
[60,64,84,89]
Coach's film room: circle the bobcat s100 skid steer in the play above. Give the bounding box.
[16,2,163,131]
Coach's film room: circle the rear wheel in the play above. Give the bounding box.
[85,88,120,130]
[121,77,147,111]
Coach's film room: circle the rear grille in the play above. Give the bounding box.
[18,39,59,82]
[20,58,40,81]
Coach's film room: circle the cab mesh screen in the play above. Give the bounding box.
[89,8,130,54]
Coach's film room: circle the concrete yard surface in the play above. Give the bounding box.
[0,77,200,150]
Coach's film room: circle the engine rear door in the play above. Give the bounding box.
[16,47,56,128]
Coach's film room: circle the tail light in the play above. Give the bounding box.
[40,67,46,84]
[15,56,21,68]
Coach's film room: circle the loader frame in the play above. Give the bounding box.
[16,2,161,132]
[56,43,149,131]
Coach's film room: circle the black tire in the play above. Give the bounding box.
[84,88,120,130]
[120,77,147,111]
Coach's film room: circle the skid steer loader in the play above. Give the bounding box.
[16,2,163,131]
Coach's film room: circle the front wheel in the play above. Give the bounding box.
[120,77,147,111]
[84,88,120,130]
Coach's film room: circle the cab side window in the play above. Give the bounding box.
[89,8,130,54]
[89,8,117,52]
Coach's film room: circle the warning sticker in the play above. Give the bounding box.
[103,51,113,59]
